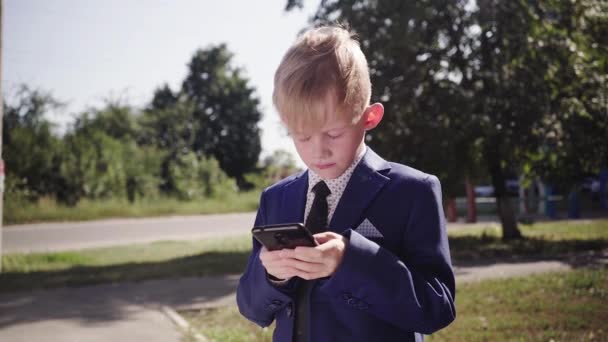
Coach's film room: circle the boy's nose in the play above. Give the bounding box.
[311,138,330,159]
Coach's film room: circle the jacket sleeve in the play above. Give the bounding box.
[321,176,456,334]
[236,190,297,327]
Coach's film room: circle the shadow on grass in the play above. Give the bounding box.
[0,250,251,294]
[0,250,251,329]
[2,236,606,293]
[449,235,608,268]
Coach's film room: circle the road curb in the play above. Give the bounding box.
[161,305,209,342]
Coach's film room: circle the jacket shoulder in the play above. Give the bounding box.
[386,162,440,189]
[262,170,306,195]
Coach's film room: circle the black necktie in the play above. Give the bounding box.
[294,181,331,342]
[305,181,331,234]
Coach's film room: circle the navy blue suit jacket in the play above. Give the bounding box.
[237,148,456,341]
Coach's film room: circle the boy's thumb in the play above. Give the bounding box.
[313,231,339,243]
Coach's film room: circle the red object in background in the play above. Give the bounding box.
[446,198,458,222]
[465,177,477,223]
[0,159,4,175]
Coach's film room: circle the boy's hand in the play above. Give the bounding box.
[259,247,299,281]
[277,232,348,280]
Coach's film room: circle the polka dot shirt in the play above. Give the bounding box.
[305,146,367,225]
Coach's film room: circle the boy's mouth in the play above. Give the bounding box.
[315,163,335,170]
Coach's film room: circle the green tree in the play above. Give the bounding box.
[285,1,478,206]
[139,98,197,194]
[181,45,262,188]
[2,87,63,201]
[522,0,608,191]
[148,83,179,111]
[286,0,607,240]
[74,102,138,142]
[60,130,127,201]
[472,0,607,236]
[60,102,164,204]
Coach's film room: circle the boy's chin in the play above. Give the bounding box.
[314,165,345,180]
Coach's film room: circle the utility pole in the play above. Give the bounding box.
[0,0,4,272]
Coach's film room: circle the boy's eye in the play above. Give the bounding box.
[297,136,311,142]
[327,132,343,139]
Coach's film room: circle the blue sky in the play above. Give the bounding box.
[4,0,318,165]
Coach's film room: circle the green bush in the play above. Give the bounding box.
[169,152,237,200]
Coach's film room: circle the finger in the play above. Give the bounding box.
[259,249,284,262]
[279,248,319,260]
[278,248,296,259]
[316,238,345,252]
[270,266,299,280]
[294,270,329,280]
[281,264,311,279]
[262,255,295,269]
[293,246,324,262]
[313,232,340,244]
[283,258,324,273]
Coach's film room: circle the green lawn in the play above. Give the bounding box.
[0,236,252,292]
[1,219,607,293]
[180,267,608,342]
[4,191,261,225]
[429,267,608,341]
[449,219,608,262]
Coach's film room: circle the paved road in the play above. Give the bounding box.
[2,213,256,253]
[0,275,240,342]
[3,213,505,254]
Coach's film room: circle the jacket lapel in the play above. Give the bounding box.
[329,148,391,233]
[279,170,309,224]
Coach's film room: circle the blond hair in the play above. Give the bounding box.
[273,25,371,132]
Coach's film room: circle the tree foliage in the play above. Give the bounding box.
[3,44,265,207]
[181,45,262,187]
[286,0,607,239]
[2,87,63,201]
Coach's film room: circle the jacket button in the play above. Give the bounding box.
[286,303,294,318]
[347,298,359,306]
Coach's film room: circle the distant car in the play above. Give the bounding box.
[474,185,495,197]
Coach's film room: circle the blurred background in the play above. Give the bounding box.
[3,0,606,236]
[1,1,607,341]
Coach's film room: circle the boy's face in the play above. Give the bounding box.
[286,99,383,180]
[290,114,366,180]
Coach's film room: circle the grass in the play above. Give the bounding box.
[4,191,261,225]
[1,220,607,293]
[180,268,608,342]
[181,306,275,342]
[428,267,608,341]
[0,236,252,293]
[449,220,608,263]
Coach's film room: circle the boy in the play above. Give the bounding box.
[237,25,455,341]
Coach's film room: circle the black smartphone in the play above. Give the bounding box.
[252,223,318,251]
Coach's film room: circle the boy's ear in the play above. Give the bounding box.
[363,103,384,130]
